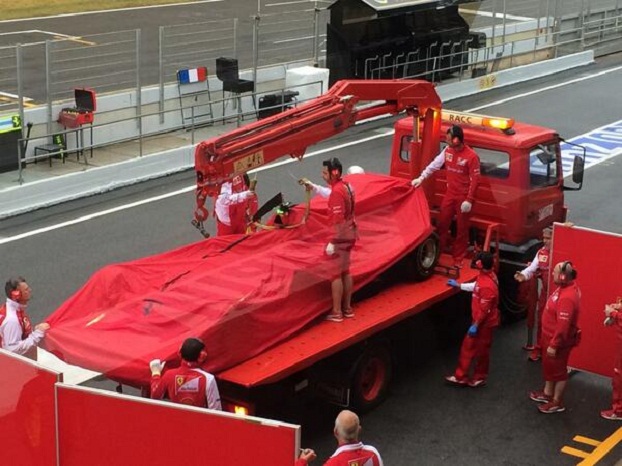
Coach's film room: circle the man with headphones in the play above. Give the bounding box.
[446,251,500,387]
[150,337,222,410]
[411,124,480,268]
[299,165,364,199]
[529,261,581,414]
[0,277,50,359]
[322,157,357,323]
[515,226,553,361]
[215,173,258,236]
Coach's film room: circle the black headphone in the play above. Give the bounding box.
[559,261,576,282]
[5,277,23,302]
[324,157,342,178]
[448,125,464,145]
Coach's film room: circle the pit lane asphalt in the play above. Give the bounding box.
[1,55,622,464]
[0,0,603,102]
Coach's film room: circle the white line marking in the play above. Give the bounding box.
[274,34,325,45]
[2,65,621,244]
[0,29,93,46]
[0,131,392,245]
[0,0,224,24]
[467,64,622,112]
[459,8,534,22]
[0,91,33,101]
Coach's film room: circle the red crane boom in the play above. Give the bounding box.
[193,79,443,225]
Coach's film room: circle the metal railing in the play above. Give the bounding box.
[2,0,622,182]
[14,79,326,184]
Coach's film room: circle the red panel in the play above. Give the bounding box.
[551,225,622,377]
[0,350,60,466]
[56,384,299,466]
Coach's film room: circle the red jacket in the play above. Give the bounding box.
[444,145,480,202]
[0,304,33,340]
[150,361,221,410]
[541,281,581,349]
[328,179,356,245]
[471,270,500,328]
[325,442,383,466]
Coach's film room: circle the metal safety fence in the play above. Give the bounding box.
[1,0,621,171]
[0,46,20,115]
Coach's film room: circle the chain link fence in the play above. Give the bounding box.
[0,46,20,115]
[254,0,330,68]
[159,19,238,83]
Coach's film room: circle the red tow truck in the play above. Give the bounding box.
[192,79,585,415]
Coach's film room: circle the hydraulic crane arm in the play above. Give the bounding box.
[193,79,442,224]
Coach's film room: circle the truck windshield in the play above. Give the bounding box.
[399,136,510,179]
[529,143,558,188]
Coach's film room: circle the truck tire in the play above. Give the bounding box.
[408,232,440,281]
[498,242,541,322]
[350,345,392,412]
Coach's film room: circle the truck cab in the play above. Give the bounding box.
[391,111,585,315]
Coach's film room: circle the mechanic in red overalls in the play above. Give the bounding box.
[0,276,49,360]
[529,261,581,414]
[150,337,221,410]
[515,226,552,361]
[323,157,357,323]
[412,124,480,268]
[445,251,500,387]
[215,174,258,236]
[601,297,622,420]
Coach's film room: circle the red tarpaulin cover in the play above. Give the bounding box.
[43,174,432,387]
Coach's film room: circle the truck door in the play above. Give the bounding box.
[523,141,565,237]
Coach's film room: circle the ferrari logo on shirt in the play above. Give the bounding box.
[177,377,200,393]
[446,153,453,162]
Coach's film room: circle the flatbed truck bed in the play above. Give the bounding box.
[218,262,478,388]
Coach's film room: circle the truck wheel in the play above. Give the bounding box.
[408,232,440,281]
[498,243,541,322]
[499,266,529,322]
[351,345,392,412]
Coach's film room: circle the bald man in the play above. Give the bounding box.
[325,410,383,466]
[295,410,383,466]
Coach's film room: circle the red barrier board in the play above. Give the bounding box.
[551,224,622,377]
[56,384,300,466]
[0,350,60,466]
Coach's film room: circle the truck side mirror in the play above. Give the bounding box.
[561,139,586,191]
[572,155,584,185]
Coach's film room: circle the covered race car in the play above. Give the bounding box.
[43,173,437,388]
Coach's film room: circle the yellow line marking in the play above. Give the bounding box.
[52,35,96,46]
[0,95,38,107]
[573,435,602,447]
[561,446,590,459]
[577,427,622,466]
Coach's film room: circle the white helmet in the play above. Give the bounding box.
[346,165,365,175]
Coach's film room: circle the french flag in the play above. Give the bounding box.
[177,67,208,84]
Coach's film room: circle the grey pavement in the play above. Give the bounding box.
[0,50,595,219]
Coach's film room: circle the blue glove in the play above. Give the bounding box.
[447,279,460,288]
[467,324,478,337]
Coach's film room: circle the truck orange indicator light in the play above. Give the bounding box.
[442,110,514,131]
